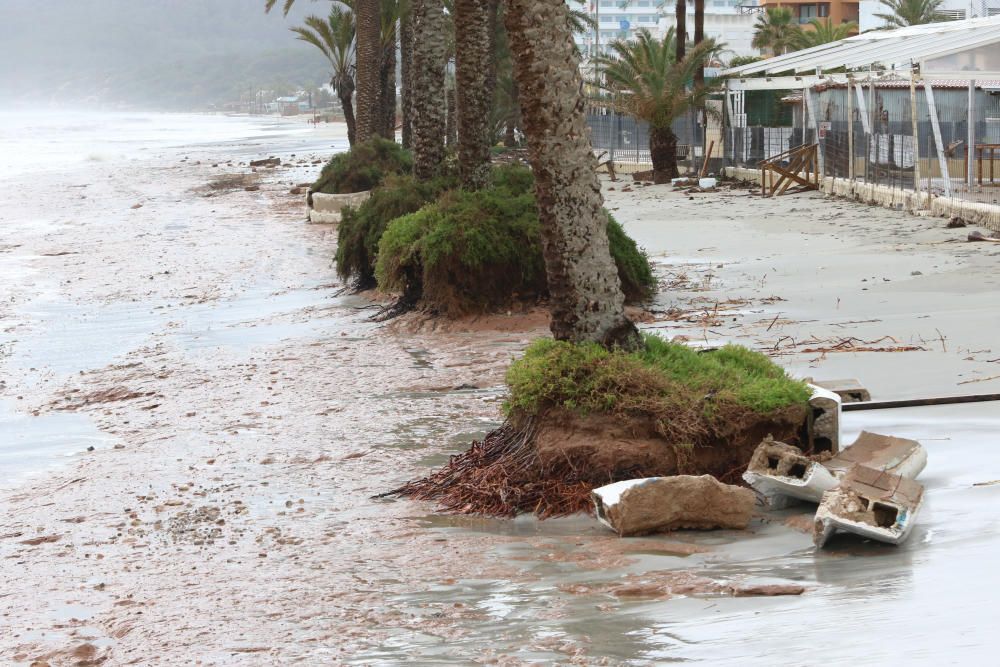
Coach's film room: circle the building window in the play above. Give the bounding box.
[798,4,828,22]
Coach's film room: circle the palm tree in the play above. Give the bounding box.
[292,9,357,145]
[752,7,800,56]
[791,18,857,49]
[454,0,498,190]
[596,28,719,181]
[874,0,945,27]
[504,0,639,349]
[410,0,448,179]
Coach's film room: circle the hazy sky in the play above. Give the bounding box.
[0,0,334,109]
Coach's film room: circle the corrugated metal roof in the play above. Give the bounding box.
[724,15,1000,77]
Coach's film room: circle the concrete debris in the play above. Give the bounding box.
[592,475,755,537]
[307,190,371,224]
[814,465,924,547]
[743,437,838,509]
[249,157,280,168]
[811,378,871,403]
[744,431,927,509]
[808,384,842,453]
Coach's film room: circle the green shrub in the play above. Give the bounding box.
[312,137,412,195]
[504,335,811,440]
[374,165,656,314]
[335,173,454,285]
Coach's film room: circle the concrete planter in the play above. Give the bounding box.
[308,190,371,223]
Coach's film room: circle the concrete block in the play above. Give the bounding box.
[814,465,924,547]
[808,384,841,454]
[308,190,370,224]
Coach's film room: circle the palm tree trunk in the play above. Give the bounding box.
[675,0,686,62]
[400,10,414,148]
[337,77,357,146]
[410,0,447,179]
[380,30,398,138]
[444,81,458,148]
[504,0,639,349]
[355,0,382,143]
[454,0,497,190]
[694,0,704,86]
[649,125,679,182]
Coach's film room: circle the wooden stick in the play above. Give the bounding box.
[700,140,715,177]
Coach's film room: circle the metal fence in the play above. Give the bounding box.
[724,82,1000,228]
[586,108,699,171]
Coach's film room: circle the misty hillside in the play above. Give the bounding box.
[0,0,336,110]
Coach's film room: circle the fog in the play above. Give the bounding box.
[0,0,334,110]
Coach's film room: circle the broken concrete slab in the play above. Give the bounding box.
[814,465,924,547]
[743,431,927,508]
[592,475,755,537]
[808,384,841,454]
[824,431,927,481]
[811,378,871,403]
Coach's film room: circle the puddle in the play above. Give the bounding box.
[0,400,114,488]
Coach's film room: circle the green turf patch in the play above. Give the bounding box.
[504,335,811,441]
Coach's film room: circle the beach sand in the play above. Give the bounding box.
[1,123,999,664]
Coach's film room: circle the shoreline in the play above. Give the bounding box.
[2,117,999,663]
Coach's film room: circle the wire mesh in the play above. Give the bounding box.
[586,107,700,172]
[723,82,1000,230]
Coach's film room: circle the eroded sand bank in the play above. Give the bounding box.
[2,124,999,665]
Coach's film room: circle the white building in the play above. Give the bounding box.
[859,0,1000,31]
[573,1,760,62]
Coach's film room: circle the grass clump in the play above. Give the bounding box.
[336,173,455,286]
[504,335,811,441]
[312,137,412,195]
[375,165,656,315]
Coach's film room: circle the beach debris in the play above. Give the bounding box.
[946,216,967,228]
[308,190,371,224]
[698,177,717,189]
[813,465,924,547]
[744,431,927,508]
[249,157,281,168]
[244,185,261,192]
[808,384,842,453]
[967,230,1000,243]
[811,378,871,403]
[592,475,755,537]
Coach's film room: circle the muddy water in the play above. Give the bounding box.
[1,115,998,665]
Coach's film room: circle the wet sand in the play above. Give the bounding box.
[2,125,999,665]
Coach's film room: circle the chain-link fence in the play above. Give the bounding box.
[724,81,1000,228]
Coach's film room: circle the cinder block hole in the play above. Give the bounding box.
[859,498,870,510]
[767,456,781,470]
[813,437,833,453]
[873,503,898,528]
[789,462,807,479]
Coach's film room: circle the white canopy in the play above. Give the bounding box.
[723,15,1000,81]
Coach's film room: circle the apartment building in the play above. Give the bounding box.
[575,0,758,59]
[859,0,1000,30]
[757,0,860,28]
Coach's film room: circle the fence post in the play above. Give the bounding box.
[968,80,976,187]
[847,76,855,183]
[925,81,952,198]
[909,70,922,207]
